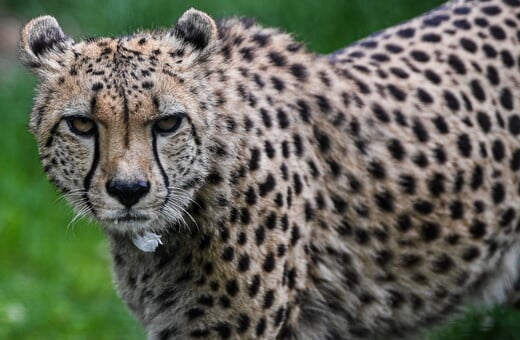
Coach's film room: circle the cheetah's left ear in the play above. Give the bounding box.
[19,16,74,76]
[171,9,217,52]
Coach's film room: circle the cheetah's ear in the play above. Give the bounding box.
[171,9,217,52]
[19,16,73,76]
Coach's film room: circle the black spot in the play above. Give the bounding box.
[259,174,276,197]
[197,295,214,307]
[453,19,471,30]
[397,27,415,38]
[423,14,449,27]
[414,200,434,215]
[290,63,308,81]
[477,111,492,133]
[474,17,489,27]
[501,50,515,68]
[256,318,266,336]
[412,118,429,142]
[432,116,449,134]
[248,275,262,298]
[448,54,466,74]
[368,160,386,179]
[432,254,453,273]
[460,38,477,52]
[422,33,441,42]
[399,174,416,195]
[240,207,250,225]
[413,152,429,168]
[225,279,239,297]
[91,82,103,91]
[190,329,210,338]
[271,76,285,92]
[428,173,445,196]
[387,138,406,160]
[276,108,290,129]
[462,247,480,262]
[511,149,520,171]
[263,289,275,309]
[492,182,506,204]
[489,25,506,40]
[417,88,433,104]
[219,295,231,308]
[293,134,304,157]
[249,148,261,171]
[252,33,270,46]
[222,246,234,262]
[141,81,154,89]
[388,84,407,101]
[426,152,442,172]
[483,44,498,58]
[457,133,472,157]
[331,195,347,213]
[492,140,505,161]
[237,313,250,334]
[396,214,412,232]
[374,190,394,212]
[481,5,501,15]
[410,50,430,62]
[470,79,486,102]
[186,308,205,320]
[470,219,486,238]
[499,208,515,227]
[297,100,311,123]
[390,67,409,79]
[454,170,464,193]
[269,51,287,66]
[316,95,331,113]
[264,140,276,158]
[444,90,460,111]
[449,200,464,220]
[471,165,484,190]
[372,103,390,122]
[385,43,403,53]
[421,222,440,242]
[214,322,232,339]
[424,69,441,84]
[244,186,257,205]
[500,88,513,110]
[260,108,272,128]
[314,127,331,152]
[291,224,301,245]
[504,0,520,7]
[293,173,303,195]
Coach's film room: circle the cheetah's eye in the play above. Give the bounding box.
[153,114,184,135]
[66,116,96,136]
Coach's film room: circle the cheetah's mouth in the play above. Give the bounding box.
[102,210,152,228]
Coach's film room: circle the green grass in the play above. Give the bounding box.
[1,0,520,338]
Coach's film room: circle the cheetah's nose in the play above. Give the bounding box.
[105,179,150,208]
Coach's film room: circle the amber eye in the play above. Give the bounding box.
[153,114,184,135]
[66,116,96,136]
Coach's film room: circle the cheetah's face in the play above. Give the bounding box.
[20,10,219,234]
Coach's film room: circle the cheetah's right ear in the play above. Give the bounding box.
[19,16,74,77]
[171,9,217,52]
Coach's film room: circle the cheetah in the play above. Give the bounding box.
[19,0,520,338]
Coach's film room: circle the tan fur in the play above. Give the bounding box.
[20,1,520,339]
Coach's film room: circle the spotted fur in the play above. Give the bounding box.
[20,1,520,339]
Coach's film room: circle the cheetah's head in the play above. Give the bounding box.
[20,9,220,234]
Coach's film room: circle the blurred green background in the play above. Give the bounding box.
[1,0,520,338]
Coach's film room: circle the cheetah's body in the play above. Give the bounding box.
[20,0,520,338]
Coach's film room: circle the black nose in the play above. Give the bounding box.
[105,179,150,208]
